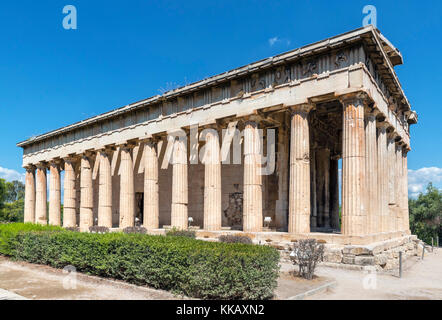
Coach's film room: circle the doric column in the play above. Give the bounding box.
[288,104,312,234]
[275,122,289,231]
[316,148,330,228]
[120,145,135,229]
[98,149,113,228]
[49,161,61,226]
[395,143,404,231]
[80,154,94,231]
[203,129,222,231]
[310,149,317,229]
[402,148,410,232]
[35,163,47,225]
[24,165,36,223]
[376,121,389,233]
[171,136,188,229]
[330,157,340,230]
[387,131,397,232]
[144,140,159,229]
[341,95,367,236]
[365,109,378,234]
[243,119,263,232]
[63,157,77,228]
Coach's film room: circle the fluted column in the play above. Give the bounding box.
[144,140,159,229]
[365,111,378,234]
[24,166,36,223]
[402,148,410,232]
[316,148,330,228]
[49,161,61,226]
[387,132,397,232]
[35,164,47,225]
[171,137,188,229]
[289,104,312,234]
[376,122,389,233]
[203,129,222,231]
[243,119,263,232]
[80,154,94,231]
[341,96,367,236]
[330,158,340,230]
[395,143,403,231]
[63,158,77,228]
[98,149,113,228]
[120,146,135,229]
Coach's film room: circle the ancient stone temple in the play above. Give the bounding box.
[18,26,419,267]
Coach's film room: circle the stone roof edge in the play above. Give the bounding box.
[17,25,408,148]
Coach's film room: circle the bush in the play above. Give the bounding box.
[166,227,196,239]
[290,239,324,280]
[219,234,253,244]
[0,223,63,256]
[123,226,147,234]
[0,223,280,299]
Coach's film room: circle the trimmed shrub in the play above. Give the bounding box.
[123,226,147,234]
[0,223,63,256]
[0,223,280,299]
[166,227,196,239]
[219,235,253,244]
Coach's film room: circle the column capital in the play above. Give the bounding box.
[24,164,36,171]
[35,162,48,170]
[242,114,262,124]
[365,104,379,118]
[49,158,62,167]
[376,120,390,130]
[81,150,96,159]
[62,155,78,163]
[97,146,116,156]
[140,135,161,145]
[117,139,138,151]
[290,103,313,114]
[338,90,371,106]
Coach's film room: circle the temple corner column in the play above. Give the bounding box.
[24,165,36,223]
[340,93,368,236]
[35,163,48,225]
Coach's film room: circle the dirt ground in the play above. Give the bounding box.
[0,256,183,300]
[308,249,442,300]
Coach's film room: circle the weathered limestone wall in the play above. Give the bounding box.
[277,235,422,271]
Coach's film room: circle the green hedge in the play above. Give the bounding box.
[0,223,280,299]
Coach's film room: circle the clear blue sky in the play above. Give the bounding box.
[0,1,441,195]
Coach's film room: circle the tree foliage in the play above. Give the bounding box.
[0,179,25,222]
[409,183,442,245]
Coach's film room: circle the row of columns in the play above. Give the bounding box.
[23,96,410,236]
[340,94,410,236]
